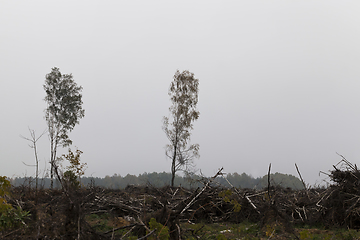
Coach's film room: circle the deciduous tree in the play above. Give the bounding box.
[44,67,85,188]
[163,70,200,187]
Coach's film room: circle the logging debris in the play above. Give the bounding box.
[3,160,360,239]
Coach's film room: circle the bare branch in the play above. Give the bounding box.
[21,127,46,202]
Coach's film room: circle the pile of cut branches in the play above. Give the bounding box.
[4,159,360,239]
[318,155,360,228]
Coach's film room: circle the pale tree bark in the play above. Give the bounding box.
[20,127,46,203]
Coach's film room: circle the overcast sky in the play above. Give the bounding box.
[1,1,360,185]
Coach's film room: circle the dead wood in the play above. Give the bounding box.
[7,158,360,238]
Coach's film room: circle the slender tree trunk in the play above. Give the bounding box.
[33,139,39,203]
[50,137,54,189]
[50,130,58,189]
[171,145,177,187]
[20,128,44,204]
[171,164,175,187]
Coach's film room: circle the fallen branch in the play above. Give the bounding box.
[137,229,156,240]
[295,163,307,190]
[180,168,223,215]
[245,195,261,214]
[103,223,141,235]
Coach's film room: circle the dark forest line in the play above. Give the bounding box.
[10,171,305,190]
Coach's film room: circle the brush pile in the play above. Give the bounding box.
[3,158,360,239]
[320,156,360,228]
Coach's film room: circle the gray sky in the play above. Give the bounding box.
[1,1,360,185]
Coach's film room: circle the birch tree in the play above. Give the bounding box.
[163,70,200,187]
[44,67,85,189]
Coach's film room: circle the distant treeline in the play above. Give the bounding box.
[10,171,305,190]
